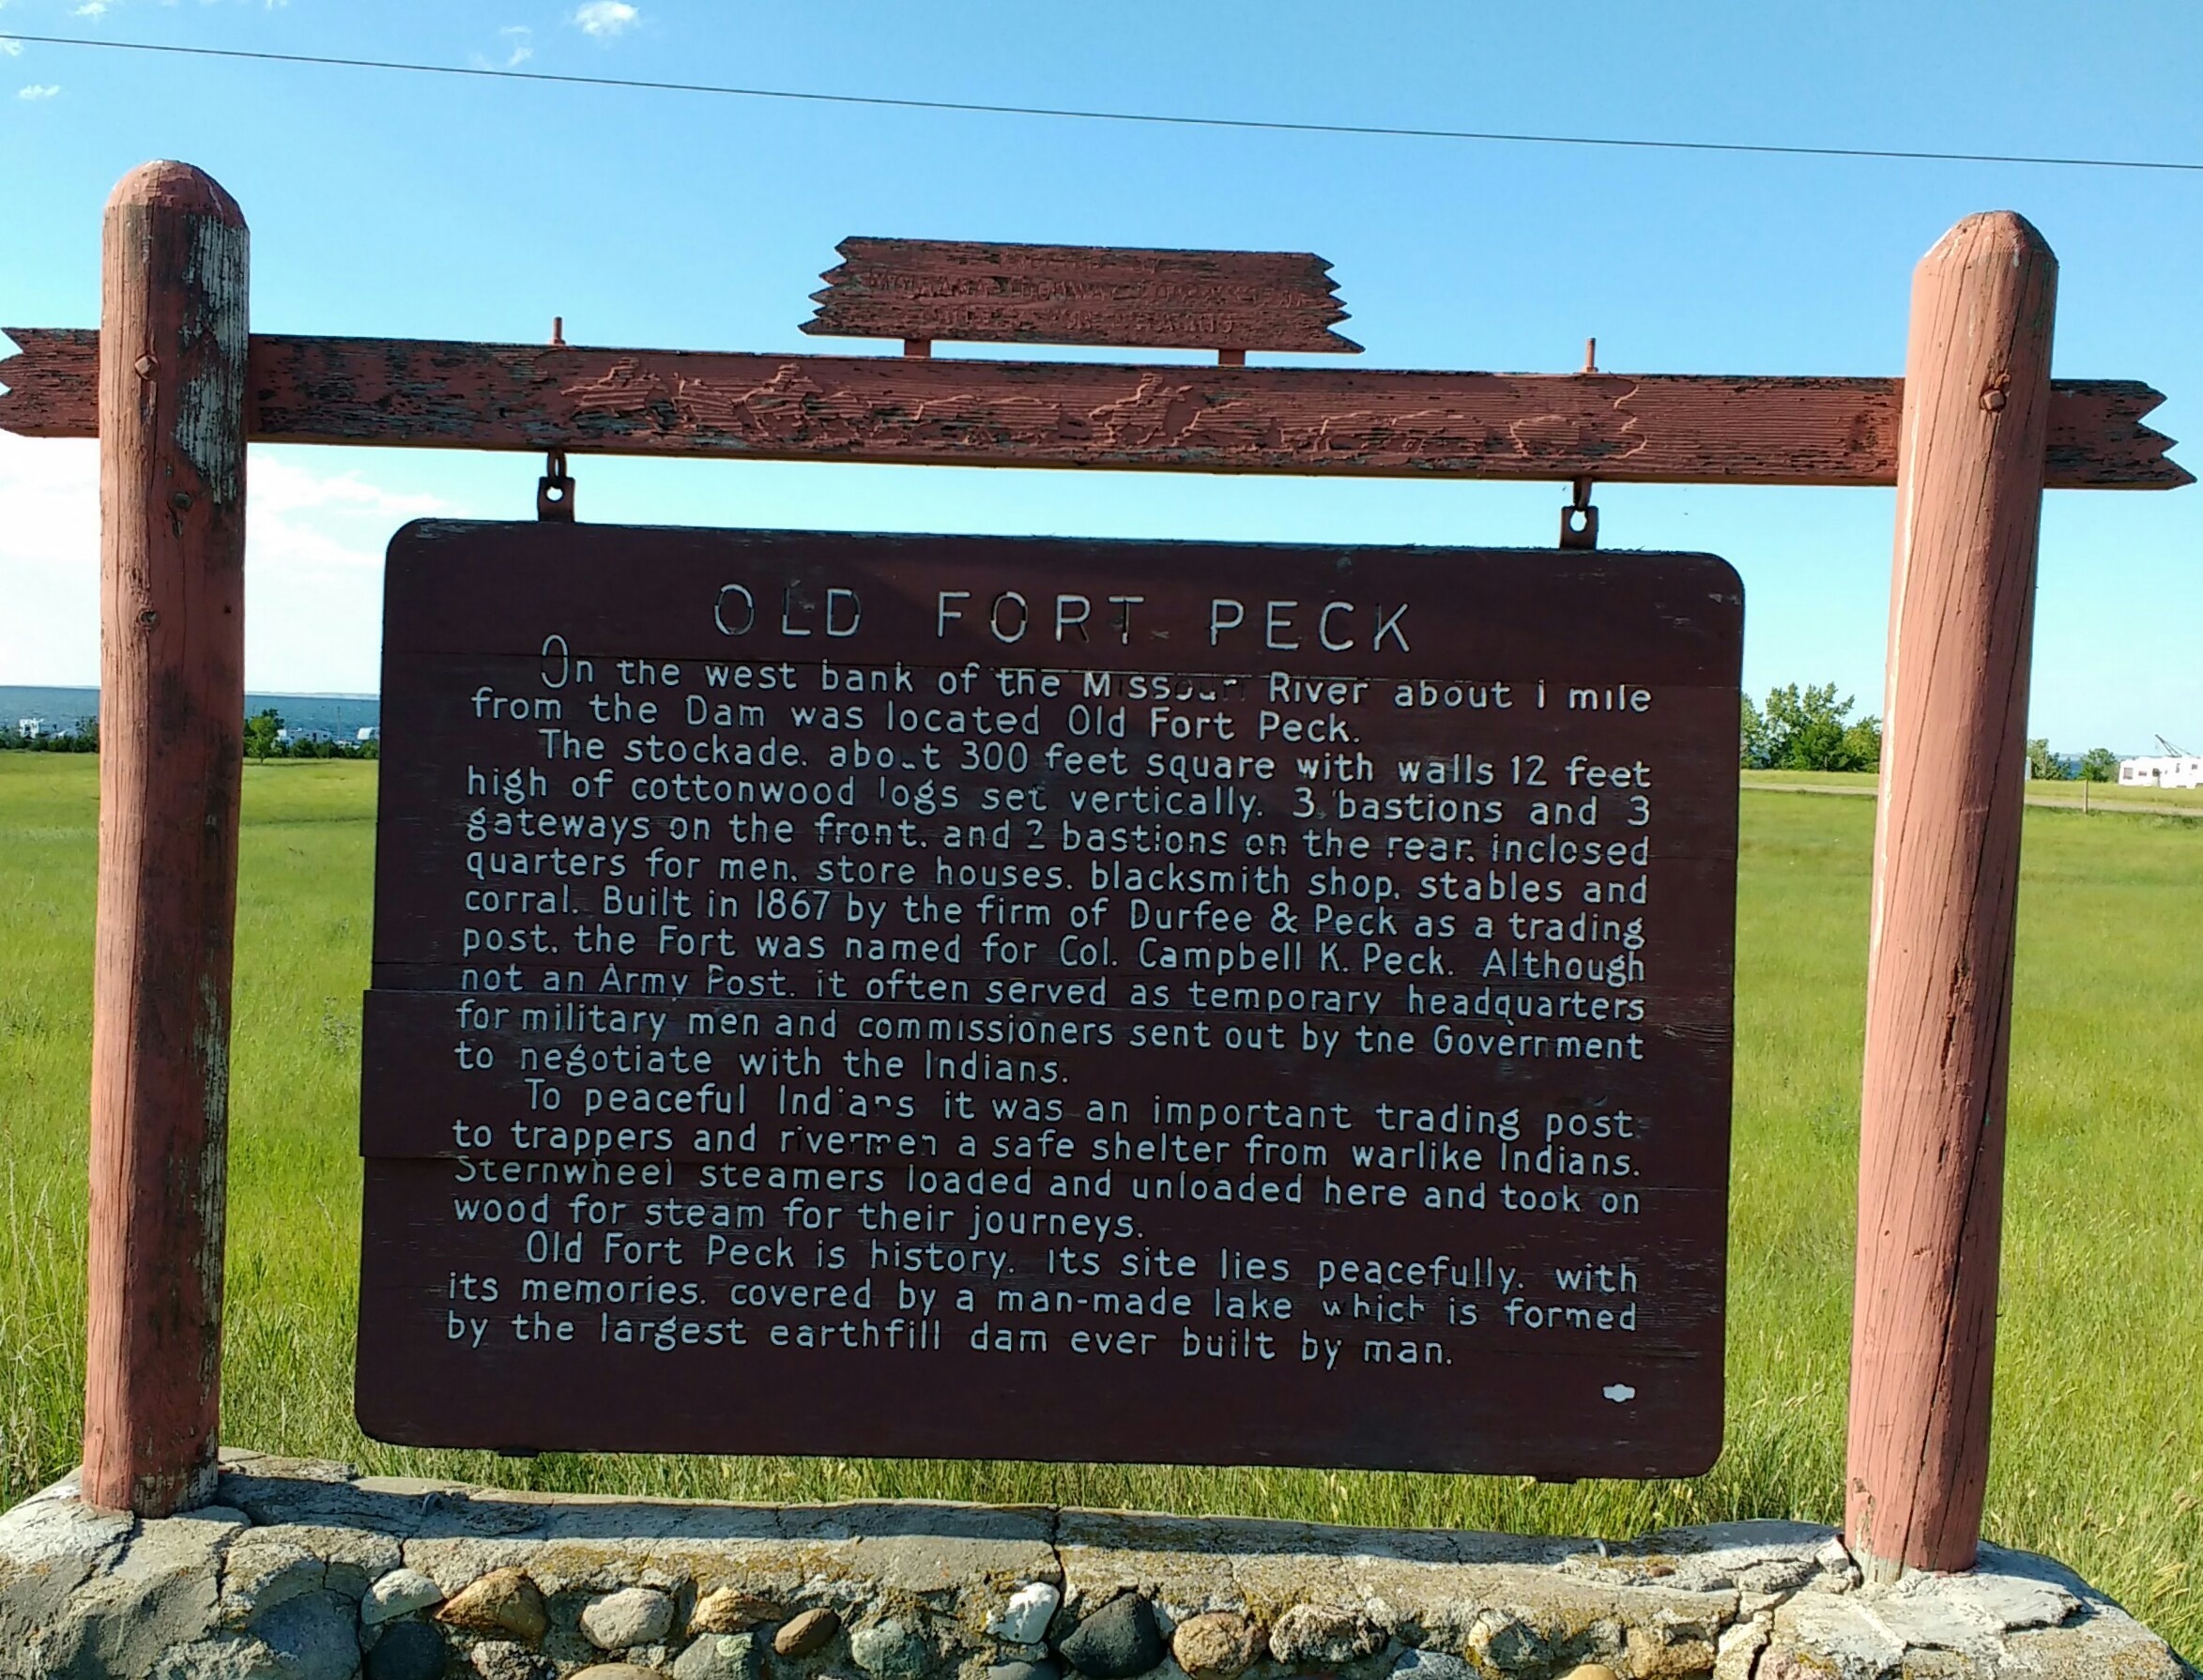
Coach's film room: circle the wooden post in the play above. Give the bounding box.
[82,161,249,1517]
[1845,212,2056,1579]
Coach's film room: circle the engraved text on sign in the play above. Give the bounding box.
[360,523,1741,1475]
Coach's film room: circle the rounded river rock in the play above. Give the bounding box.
[1058,1595,1165,1679]
[777,1605,845,1657]
[675,1634,767,1680]
[1391,1650,1476,1680]
[1267,1604,1386,1668]
[361,1565,444,1627]
[583,1584,678,1650]
[1172,1611,1264,1680]
[851,1616,934,1679]
[437,1566,549,1642]
[694,1588,786,1634]
[989,1581,1062,1645]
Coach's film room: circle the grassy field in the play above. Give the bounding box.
[1741,766,2203,814]
[1,756,2197,1653]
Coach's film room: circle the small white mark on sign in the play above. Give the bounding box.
[1603,1383,1637,1403]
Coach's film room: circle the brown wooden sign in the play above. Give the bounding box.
[801,237,1360,353]
[359,521,1740,1475]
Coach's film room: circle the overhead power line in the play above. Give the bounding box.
[7,30,2202,176]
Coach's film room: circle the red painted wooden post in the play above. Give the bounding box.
[1845,211,2057,1579]
[82,161,250,1517]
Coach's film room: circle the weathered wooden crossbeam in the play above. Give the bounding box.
[0,327,2185,487]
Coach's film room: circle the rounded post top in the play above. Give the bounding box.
[1918,210,2055,275]
[106,160,245,228]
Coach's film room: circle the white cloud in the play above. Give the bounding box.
[244,456,450,691]
[0,434,450,692]
[574,2,637,38]
[16,82,58,99]
[247,454,447,528]
[70,0,107,16]
[498,23,532,67]
[0,41,21,57]
[0,436,98,683]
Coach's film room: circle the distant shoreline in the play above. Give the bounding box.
[0,685,377,701]
[3,685,380,741]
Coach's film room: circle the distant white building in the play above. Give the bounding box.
[2119,753,2203,789]
[356,725,379,742]
[16,717,45,740]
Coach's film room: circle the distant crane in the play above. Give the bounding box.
[2155,734,2191,756]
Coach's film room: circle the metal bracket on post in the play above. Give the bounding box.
[1559,339,1600,548]
[1559,478,1599,549]
[537,450,574,522]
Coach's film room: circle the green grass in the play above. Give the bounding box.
[2,756,2197,1653]
[1741,766,2203,813]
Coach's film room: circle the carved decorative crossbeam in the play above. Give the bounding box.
[0,327,2183,488]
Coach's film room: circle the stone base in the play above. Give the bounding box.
[0,1451,2186,1680]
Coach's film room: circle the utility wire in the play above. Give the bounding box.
[6,30,2203,176]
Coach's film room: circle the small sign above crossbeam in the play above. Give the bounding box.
[801,237,1362,355]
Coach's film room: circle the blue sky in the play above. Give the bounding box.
[3,1,2198,750]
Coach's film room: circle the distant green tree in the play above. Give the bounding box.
[2077,747,2119,784]
[1754,682,1880,771]
[244,709,284,762]
[1840,713,1882,773]
[2026,738,2070,781]
[1740,695,1769,768]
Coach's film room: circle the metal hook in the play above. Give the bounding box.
[538,449,574,522]
[1559,477,1599,549]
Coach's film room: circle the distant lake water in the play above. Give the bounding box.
[2,686,380,740]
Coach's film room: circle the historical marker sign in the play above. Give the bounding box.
[359,521,1740,1475]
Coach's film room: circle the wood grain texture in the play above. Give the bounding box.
[1846,212,2055,1579]
[81,161,248,1519]
[802,237,1361,352]
[1,328,2183,488]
